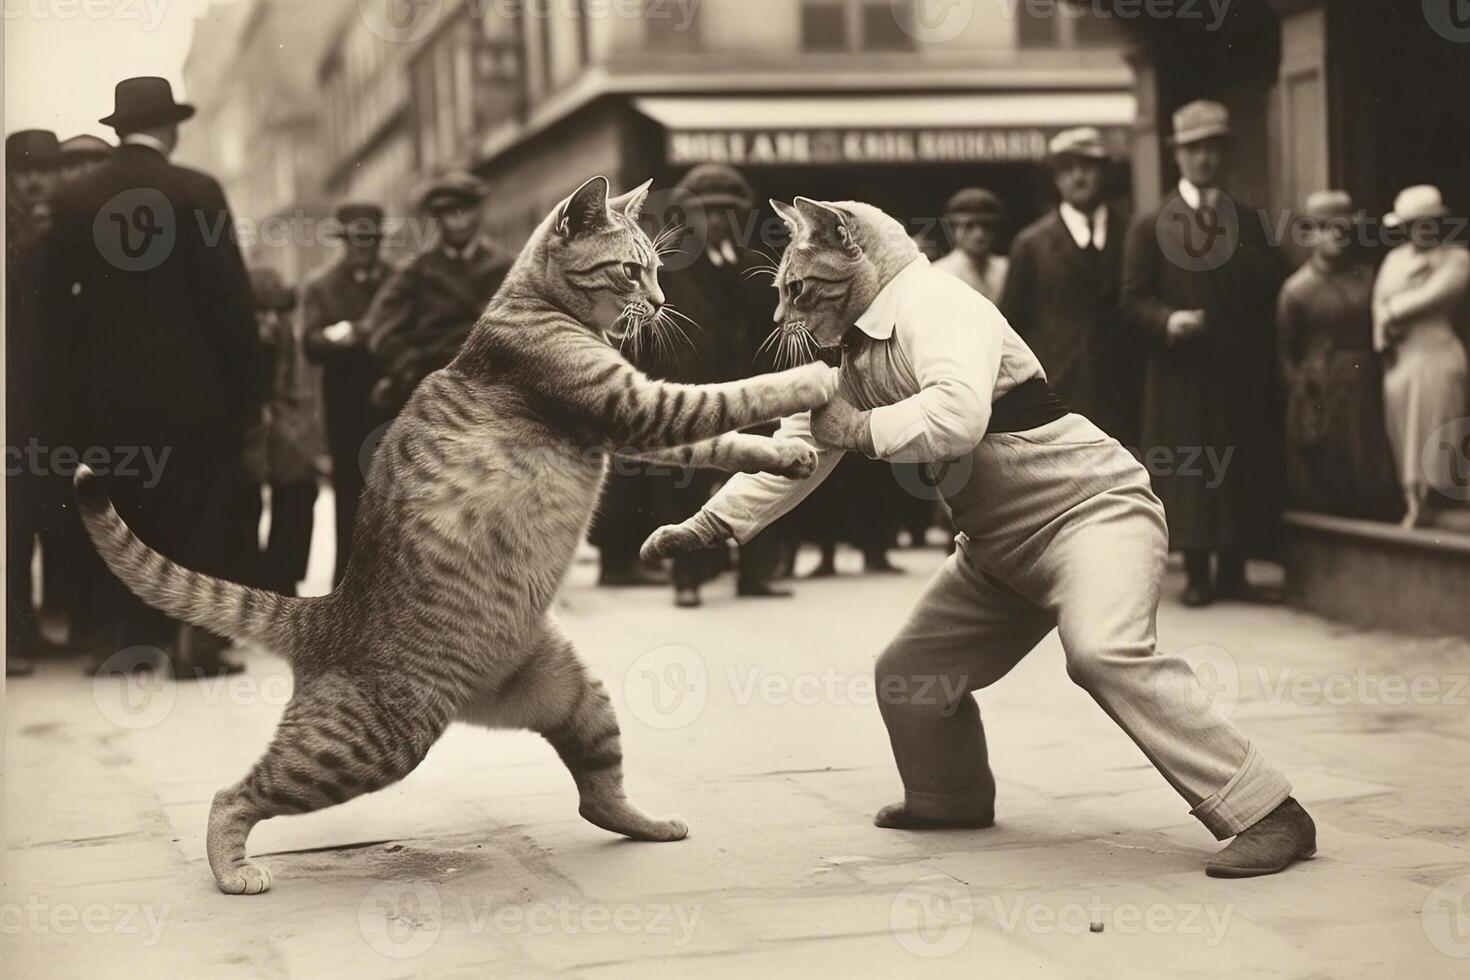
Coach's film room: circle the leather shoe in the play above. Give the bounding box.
[1182,581,1214,607]
[736,582,793,598]
[1205,797,1316,878]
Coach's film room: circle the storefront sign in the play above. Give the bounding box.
[666,127,1101,167]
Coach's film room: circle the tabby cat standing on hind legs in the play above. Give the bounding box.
[74,175,839,895]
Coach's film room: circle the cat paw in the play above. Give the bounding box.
[215,862,273,895]
[641,524,692,560]
[788,362,841,407]
[769,440,819,478]
[580,802,690,842]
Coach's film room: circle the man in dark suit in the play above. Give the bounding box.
[43,77,265,674]
[1121,101,1286,607]
[302,203,391,583]
[365,172,511,414]
[7,129,63,677]
[1002,127,1139,445]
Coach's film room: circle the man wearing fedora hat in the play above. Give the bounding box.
[1122,100,1286,607]
[364,171,511,413]
[303,203,393,583]
[1002,127,1139,444]
[6,129,64,677]
[42,77,264,676]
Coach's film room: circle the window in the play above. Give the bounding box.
[1018,5,1122,48]
[801,1,915,52]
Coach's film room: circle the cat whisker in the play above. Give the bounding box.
[660,304,705,335]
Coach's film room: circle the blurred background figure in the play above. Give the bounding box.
[302,203,391,583]
[649,163,793,607]
[6,129,62,678]
[1003,127,1140,445]
[56,134,113,185]
[1123,100,1286,608]
[244,267,323,597]
[934,187,1009,303]
[1277,191,1398,519]
[43,77,264,676]
[1373,185,1470,529]
[366,171,511,415]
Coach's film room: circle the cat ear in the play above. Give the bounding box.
[794,197,857,252]
[771,200,803,234]
[557,175,611,237]
[608,179,653,222]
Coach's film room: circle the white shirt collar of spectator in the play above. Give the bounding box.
[121,132,171,157]
[853,255,929,342]
[1059,202,1108,249]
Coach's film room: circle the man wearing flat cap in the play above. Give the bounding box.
[57,135,113,188]
[934,187,1009,303]
[1277,191,1396,518]
[365,171,511,413]
[7,129,64,676]
[1002,127,1139,443]
[302,203,393,582]
[1122,100,1286,607]
[42,77,264,675]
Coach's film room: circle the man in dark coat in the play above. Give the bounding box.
[653,164,792,606]
[6,129,63,677]
[42,77,265,674]
[1002,127,1140,444]
[365,172,511,414]
[1121,100,1286,607]
[302,203,391,583]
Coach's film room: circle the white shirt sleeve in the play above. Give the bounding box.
[704,412,846,544]
[866,284,1002,462]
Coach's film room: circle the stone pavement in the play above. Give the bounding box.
[3,537,1468,978]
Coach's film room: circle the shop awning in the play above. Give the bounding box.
[636,93,1136,167]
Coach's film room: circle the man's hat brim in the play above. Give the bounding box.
[1168,125,1232,147]
[99,102,195,131]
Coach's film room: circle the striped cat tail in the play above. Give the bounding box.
[73,465,312,651]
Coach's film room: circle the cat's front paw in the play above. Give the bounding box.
[769,439,819,479]
[786,362,841,408]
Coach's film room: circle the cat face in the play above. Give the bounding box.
[543,176,664,345]
[769,198,917,352]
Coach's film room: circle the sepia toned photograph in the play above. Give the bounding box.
[3,0,1469,976]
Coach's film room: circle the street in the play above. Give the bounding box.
[4,510,1469,978]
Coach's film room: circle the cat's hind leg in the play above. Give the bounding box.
[208,673,450,894]
[463,622,687,842]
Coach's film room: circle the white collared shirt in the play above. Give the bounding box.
[1059,202,1108,250]
[705,256,1046,542]
[1178,178,1223,211]
[121,132,171,157]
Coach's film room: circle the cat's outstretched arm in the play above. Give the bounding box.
[527,339,839,450]
[625,434,818,479]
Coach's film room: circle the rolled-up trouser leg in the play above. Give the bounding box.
[876,548,1053,819]
[1040,490,1292,839]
